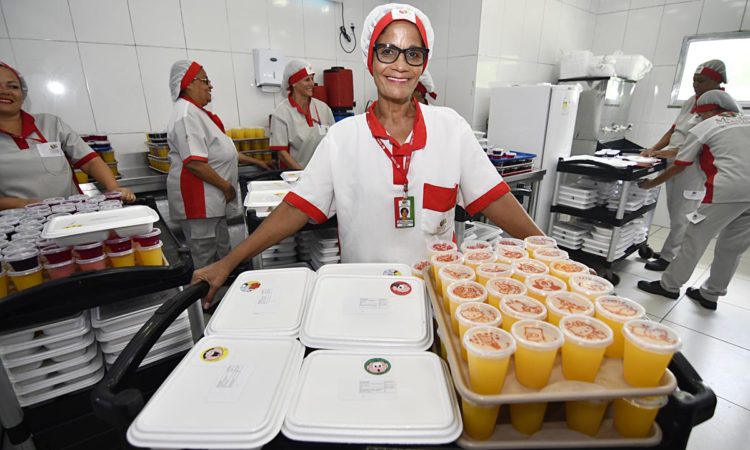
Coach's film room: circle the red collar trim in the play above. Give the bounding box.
[179,95,225,133]
[365,97,426,155]
[367,11,429,74]
[288,95,315,127]
[0,111,46,150]
[180,62,203,92]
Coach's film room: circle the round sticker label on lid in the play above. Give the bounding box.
[364,358,391,375]
[201,346,229,362]
[389,281,412,296]
[240,280,261,292]
[382,269,402,276]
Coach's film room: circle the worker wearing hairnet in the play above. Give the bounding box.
[640,59,728,272]
[638,91,750,310]
[413,70,437,104]
[192,3,544,308]
[269,59,335,170]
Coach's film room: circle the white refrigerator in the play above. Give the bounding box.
[486,84,581,231]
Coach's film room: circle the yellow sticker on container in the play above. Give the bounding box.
[201,346,229,362]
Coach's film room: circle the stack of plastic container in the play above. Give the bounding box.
[296,230,314,262]
[90,293,192,369]
[309,228,340,269]
[550,222,591,250]
[244,180,291,218]
[556,184,598,210]
[583,221,645,258]
[0,313,103,407]
[261,236,297,268]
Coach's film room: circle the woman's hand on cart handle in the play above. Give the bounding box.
[192,260,233,309]
[111,187,136,203]
[640,147,658,157]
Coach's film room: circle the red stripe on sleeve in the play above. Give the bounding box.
[183,155,208,164]
[465,182,511,216]
[72,151,100,169]
[284,192,327,224]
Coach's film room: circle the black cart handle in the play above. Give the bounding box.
[668,351,717,426]
[91,281,209,429]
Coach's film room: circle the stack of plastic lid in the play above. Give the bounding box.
[90,291,192,368]
[582,224,640,259]
[205,268,315,338]
[556,184,598,210]
[463,221,502,244]
[128,336,305,449]
[300,274,432,351]
[244,180,291,218]
[606,196,645,212]
[631,217,648,244]
[628,184,659,205]
[550,222,591,250]
[309,228,340,269]
[296,230,314,262]
[261,236,298,268]
[0,313,103,406]
[317,263,411,277]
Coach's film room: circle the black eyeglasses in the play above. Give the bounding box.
[373,44,428,66]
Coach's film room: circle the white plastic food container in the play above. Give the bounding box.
[41,206,159,246]
[316,263,411,277]
[300,275,432,351]
[128,336,304,449]
[205,268,315,338]
[282,350,462,444]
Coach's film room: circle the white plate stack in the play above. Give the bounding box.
[556,184,598,210]
[575,178,619,206]
[127,336,305,450]
[550,222,591,250]
[296,230,314,262]
[0,313,103,407]
[310,228,340,269]
[287,271,461,444]
[261,236,298,268]
[244,180,292,218]
[464,221,502,244]
[90,292,192,369]
[584,222,647,259]
[205,268,316,339]
[630,218,649,244]
[606,196,645,212]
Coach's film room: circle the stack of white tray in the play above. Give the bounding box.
[261,236,298,268]
[556,184,599,210]
[90,291,193,369]
[244,180,292,218]
[0,313,103,407]
[309,229,340,269]
[550,222,591,249]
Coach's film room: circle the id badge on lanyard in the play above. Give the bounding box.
[375,137,415,229]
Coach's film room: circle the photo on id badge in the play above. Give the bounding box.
[394,196,415,228]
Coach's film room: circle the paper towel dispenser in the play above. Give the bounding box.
[253,48,285,92]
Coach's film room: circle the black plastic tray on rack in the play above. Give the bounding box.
[551,202,657,227]
[559,241,644,269]
[555,157,666,181]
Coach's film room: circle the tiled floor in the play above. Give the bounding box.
[612,225,750,450]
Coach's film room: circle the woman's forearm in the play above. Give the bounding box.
[482,193,545,238]
[81,157,119,191]
[278,150,303,170]
[185,160,231,191]
[0,197,38,210]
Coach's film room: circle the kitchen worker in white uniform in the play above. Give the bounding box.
[640,60,728,272]
[638,91,749,310]
[0,62,135,209]
[166,60,243,278]
[193,3,545,307]
[413,70,437,105]
[270,60,335,170]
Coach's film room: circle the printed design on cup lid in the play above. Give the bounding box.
[201,346,228,362]
[490,279,524,295]
[550,293,592,314]
[240,280,261,292]
[382,269,402,276]
[464,241,491,250]
[520,324,557,343]
[479,262,511,273]
[535,248,566,257]
[571,274,612,292]
[459,303,499,323]
[529,276,564,292]
[466,250,495,262]
[563,318,609,341]
[442,266,472,279]
[390,281,412,296]
[364,357,391,375]
[526,236,555,246]
[515,260,547,274]
[436,252,460,263]
[498,247,526,259]
[626,321,679,346]
[413,260,431,270]
[600,297,642,317]
[552,260,587,273]
[468,329,511,351]
[451,283,484,299]
[505,297,544,315]
[497,238,523,247]
[430,242,455,252]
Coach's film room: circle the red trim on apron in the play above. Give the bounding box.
[465,182,512,216]
[698,144,717,204]
[180,166,207,219]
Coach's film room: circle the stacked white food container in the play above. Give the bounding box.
[0,313,103,406]
[244,180,291,219]
[308,228,341,269]
[550,222,592,250]
[261,236,298,268]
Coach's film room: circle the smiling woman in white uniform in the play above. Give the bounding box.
[193,3,544,306]
[270,60,335,170]
[0,62,134,210]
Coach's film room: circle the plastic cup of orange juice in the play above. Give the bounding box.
[476,262,513,286]
[568,274,614,302]
[524,235,557,252]
[510,258,549,283]
[463,326,516,395]
[136,242,164,266]
[107,249,136,268]
[524,274,567,303]
[622,319,681,387]
[456,302,501,359]
[426,240,457,257]
[532,247,569,266]
[549,259,590,288]
[447,280,487,333]
[463,248,496,268]
[438,264,474,310]
[613,396,668,438]
[495,245,528,265]
[559,315,613,382]
[461,397,500,440]
[486,277,527,309]
[595,296,646,358]
[499,295,547,332]
[8,266,43,291]
[566,399,609,436]
[411,259,431,280]
[546,291,595,326]
[460,239,492,253]
[0,267,9,297]
[431,251,464,293]
[511,319,563,389]
[510,402,548,435]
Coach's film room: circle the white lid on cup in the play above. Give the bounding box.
[532,247,569,262]
[595,295,646,323]
[438,264,475,283]
[476,262,513,280]
[463,326,516,359]
[460,239,492,253]
[525,274,567,299]
[426,240,457,256]
[495,237,524,248]
[511,258,549,277]
[569,273,614,297]
[430,251,464,268]
[524,235,557,250]
[622,319,682,354]
[446,280,487,305]
[546,292,595,317]
[456,302,501,329]
[550,259,589,277]
[500,295,547,321]
[511,319,563,351]
[496,245,528,263]
[486,277,527,299]
[559,314,614,348]
[621,395,669,410]
[464,249,497,266]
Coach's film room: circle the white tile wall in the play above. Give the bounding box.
[0,3,8,38]
[478,0,504,58]
[0,38,15,66]
[630,0,666,9]
[129,0,186,48]
[743,3,750,29]
[539,0,563,63]
[268,0,306,57]
[597,0,631,13]
[419,0,450,59]
[135,46,188,132]
[1,0,76,41]
[334,0,364,62]
[592,11,627,55]
[653,1,702,66]
[181,0,232,52]
[447,0,482,57]
[622,6,663,60]
[227,0,271,53]
[520,0,546,62]
[232,52,276,127]
[501,1,525,59]
[186,49,240,128]
[303,0,337,60]
[69,0,134,45]
[698,0,746,33]
[445,55,478,123]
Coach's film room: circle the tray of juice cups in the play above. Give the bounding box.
[496,245,528,264]
[464,249,497,269]
[498,296,548,333]
[446,281,488,334]
[205,268,315,338]
[41,205,159,246]
[3,249,43,292]
[423,274,676,448]
[281,349,462,445]
[455,302,502,361]
[475,262,513,286]
[127,336,305,450]
[432,252,466,290]
[437,264,475,309]
[300,274,432,352]
[461,239,493,253]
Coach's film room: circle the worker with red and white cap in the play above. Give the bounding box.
[192,3,544,307]
[638,91,749,310]
[640,59,729,272]
[413,70,437,105]
[0,61,134,209]
[166,60,270,279]
[270,59,335,170]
